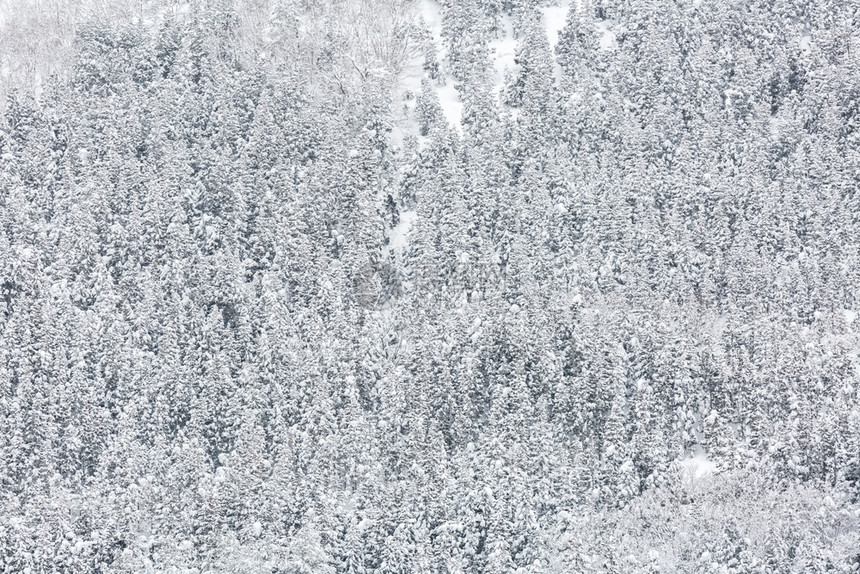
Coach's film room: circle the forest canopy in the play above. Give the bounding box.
[1,0,860,572]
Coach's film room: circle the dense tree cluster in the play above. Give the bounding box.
[1,0,859,572]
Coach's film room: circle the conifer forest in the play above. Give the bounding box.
[2,0,860,571]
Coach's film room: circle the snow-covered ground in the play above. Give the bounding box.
[389,54,424,150]
[419,0,463,135]
[679,452,717,481]
[541,0,572,84]
[489,13,517,96]
[596,20,617,50]
[541,0,572,53]
[436,80,464,136]
[385,210,417,261]
[420,0,444,48]
[390,0,465,145]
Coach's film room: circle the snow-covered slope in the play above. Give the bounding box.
[541,0,572,52]
[420,0,463,135]
[489,13,517,97]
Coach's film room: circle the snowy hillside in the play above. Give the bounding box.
[1,0,860,572]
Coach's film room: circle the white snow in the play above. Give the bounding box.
[489,14,517,96]
[390,42,425,150]
[597,21,617,51]
[844,309,856,324]
[436,79,463,134]
[420,0,444,45]
[679,452,716,480]
[385,210,417,259]
[33,71,42,100]
[397,55,423,97]
[419,0,463,135]
[391,0,465,144]
[541,0,574,84]
[541,0,572,53]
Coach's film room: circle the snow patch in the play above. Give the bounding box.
[392,0,466,146]
[399,59,423,97]
[415,0,463,135]
[679,452,716,480]
[597,21,616,51]
[710,314,728,338]
[386,211,417,259]
[421,0,462,134]
[542,0,572,84]
[390,7,427,150]
[541,0,572,52]
[844,309,856,325]
[489,14,517,96]
[421,0,444,46]
[33,72,43,100]
[437,78,463,134]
